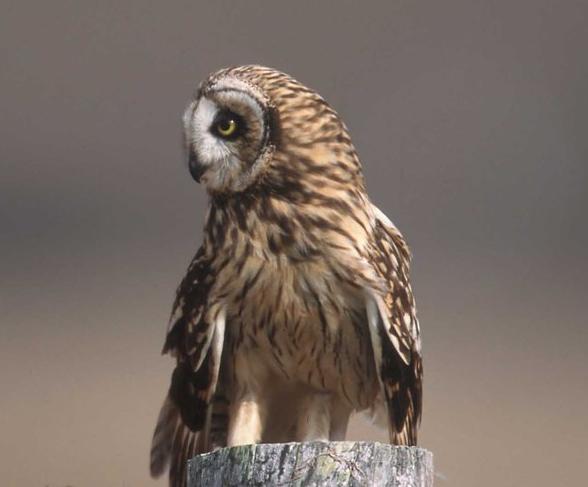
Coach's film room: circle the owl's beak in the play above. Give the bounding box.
[188,150,207,183]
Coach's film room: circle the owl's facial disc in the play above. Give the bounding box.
[183,78,271,194]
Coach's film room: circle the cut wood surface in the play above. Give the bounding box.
[188,441,433,486]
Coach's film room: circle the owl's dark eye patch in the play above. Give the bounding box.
[211,110,246,140]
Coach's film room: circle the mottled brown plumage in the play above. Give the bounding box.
[150,65,422,487]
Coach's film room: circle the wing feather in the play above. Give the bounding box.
[364,204,423,445]
[150,246,226,487]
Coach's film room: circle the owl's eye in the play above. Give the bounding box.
[212,111,243,140]
[217,118,237,137]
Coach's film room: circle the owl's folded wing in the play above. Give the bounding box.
[364,205,423,445]
[150,246,226,487]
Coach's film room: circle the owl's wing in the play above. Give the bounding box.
[150,246,226,487]
[364,204,423,445]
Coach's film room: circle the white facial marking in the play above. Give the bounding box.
[192,97,231,166]
[183,76,269,193]
[184,97,236,191]
[212,77,268,109]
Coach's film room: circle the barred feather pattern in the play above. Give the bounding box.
[368,213,422,444]
[150,65,423,486]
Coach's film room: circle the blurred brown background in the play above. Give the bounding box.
[1,1,587,486]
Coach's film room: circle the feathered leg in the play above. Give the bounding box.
[329,399,351,441]
[227,391,265,446]
[296,392,331,442]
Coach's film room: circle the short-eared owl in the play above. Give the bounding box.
[150,65,422,486]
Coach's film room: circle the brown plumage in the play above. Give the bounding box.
[150,65,422,486]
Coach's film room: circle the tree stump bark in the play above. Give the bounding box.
[187,441,433,486]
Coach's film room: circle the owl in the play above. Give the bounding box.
[150,65,422,487]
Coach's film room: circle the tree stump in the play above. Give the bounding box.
[187,441,434,486]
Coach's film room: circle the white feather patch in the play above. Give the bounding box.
[371,203,400,232]
[193,305,226,372]
[364,288,384,386]
[364,288,410,366]
[210,306,226,397]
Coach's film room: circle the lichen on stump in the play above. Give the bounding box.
[187,441,433,486]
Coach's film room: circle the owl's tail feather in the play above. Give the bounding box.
[150,392,229,487]
[150,395,202,487]
[150,395,176,477]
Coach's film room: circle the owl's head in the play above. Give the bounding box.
[182,67,276,194]
[183,65,362,196]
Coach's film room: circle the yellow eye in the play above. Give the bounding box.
[212,111,244,139]
[216,118,237,137]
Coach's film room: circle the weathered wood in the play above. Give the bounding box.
[188,441,433,486]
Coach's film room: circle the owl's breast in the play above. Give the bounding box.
[217,253,379,409]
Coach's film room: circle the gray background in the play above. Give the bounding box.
[1,1,587,486]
